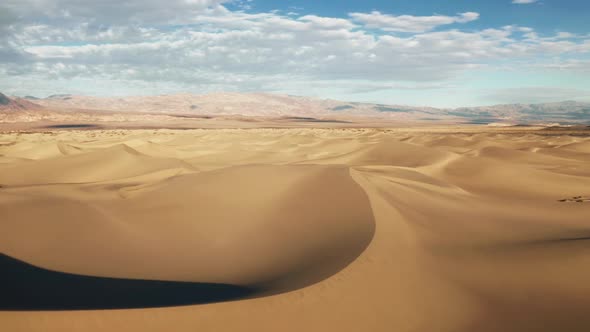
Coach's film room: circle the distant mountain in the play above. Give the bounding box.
[46,94,73,100]
[28,93,446,122]
[14,92,590,124]
[449,101,590,124]
[34,93,334,116]
[0,92,10,106]
[0,92,42,111]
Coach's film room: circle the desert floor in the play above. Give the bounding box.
[1,127,590,331]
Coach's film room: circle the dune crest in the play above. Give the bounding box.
[1,127,590,332]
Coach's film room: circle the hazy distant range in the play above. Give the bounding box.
[1,91,589,127]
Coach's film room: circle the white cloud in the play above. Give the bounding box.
[0,0,588,104]
[14,20,586,85]
[349,11,479,33]
[532,59,590,72]
[512,0,538,4]
[1,0,229,25]
[298,15,357,30]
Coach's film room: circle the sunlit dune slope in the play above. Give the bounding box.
[1,127,590,332]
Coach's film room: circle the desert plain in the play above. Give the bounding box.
[0,124,589,332]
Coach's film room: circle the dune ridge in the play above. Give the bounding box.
[1,127,590,331]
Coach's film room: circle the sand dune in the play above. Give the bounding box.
[1,127,590,331]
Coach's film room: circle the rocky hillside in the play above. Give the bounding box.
[0,92,42,112]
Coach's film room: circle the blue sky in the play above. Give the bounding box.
[0,0,589,107]
[242,0,590,34]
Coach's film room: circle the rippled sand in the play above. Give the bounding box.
[1,127,590,331]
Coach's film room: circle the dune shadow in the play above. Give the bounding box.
[0,254,256,311]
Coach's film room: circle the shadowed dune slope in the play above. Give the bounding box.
[0,254,255,310]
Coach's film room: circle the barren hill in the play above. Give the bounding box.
[0,92,42,112]
[0,92,584,129]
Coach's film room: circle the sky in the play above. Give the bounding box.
[0,0,589,107]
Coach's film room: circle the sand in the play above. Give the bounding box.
[1,127,590,331]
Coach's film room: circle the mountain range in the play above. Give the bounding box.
[1,92,589,126]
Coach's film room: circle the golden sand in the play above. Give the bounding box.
[1,127,590,331]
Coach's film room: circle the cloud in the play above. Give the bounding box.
[1,0,229,25]
[0,0,588,104]
[349,11,479,33]
[484,87,590,104]
[13,21,585,85]
[298,15,357,30]
[512,0,538,4]
[532,59,590,72]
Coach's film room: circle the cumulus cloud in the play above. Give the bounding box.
[298,15,357,30]
[349,11,479,33]
[0,0,588,103]
[1,0,228,25]
[532,59,590,72]
[512,0,538,4]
